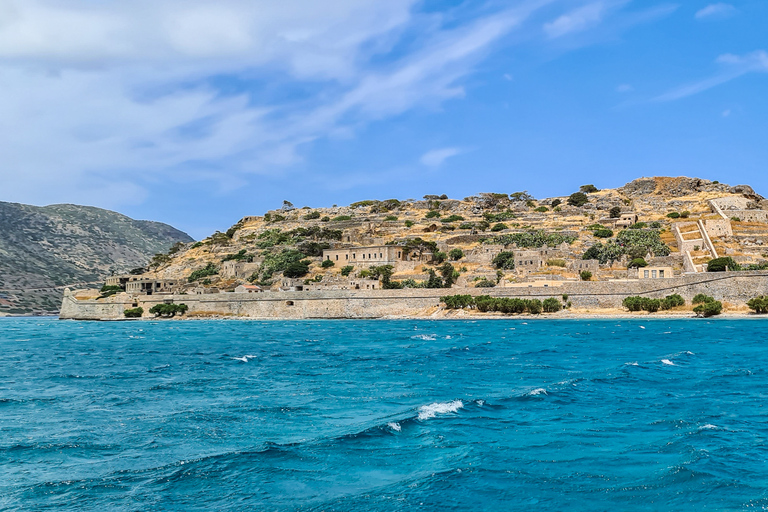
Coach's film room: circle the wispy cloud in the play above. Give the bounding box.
[616,84,633,93]
[695,3,737,20]
[420,147,463,167]
[543,1,630,39]
[653,50,768,102]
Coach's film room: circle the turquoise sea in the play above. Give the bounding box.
[1,318,767,511]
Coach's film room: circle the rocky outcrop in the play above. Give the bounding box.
[730,185,765,202]
[619,177,731,198]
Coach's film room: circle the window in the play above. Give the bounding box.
[335,255,339,261]
[652,270,657,278]
[346,254,348,260]
[659,270,665,278]
[380,253,382,258]
[644,270,649,278]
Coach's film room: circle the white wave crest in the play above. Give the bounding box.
[625,362,639,366]
[418,400,463,420]
[699,424,719,430]
[527,388,547,396]
[661,359,675,366]
[412,334,437,341]
[232,355,258,362]
[387,422,402,432]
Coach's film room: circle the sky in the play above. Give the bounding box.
[0,0,766,240]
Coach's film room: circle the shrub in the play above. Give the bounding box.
[483,211,517,223]
[321,259,334,268]
[222,249,254,262]
[650,221,662,229]
[551,199,562,208]
[543,298,562,313]
[628,258,648,268]
[534,206,549,212]
[667,212,680,219]
[283,260,311,278]
[148,303,188,317]
[706,257,740,272]
[629,222,647,230]
[99,285,123,298]
[303,211,321,220]
[568,192,589,207]
[491,223,508,232]
[623,296,663,313]
[580,270,592,281]
[441,295,475,309]
[449,248,464,261]
[441,215,464,223]
[425,210,441,219]
[340,265,354,277]
[694,301,722,317]
[384,215,398,221]
[692,294,715,305]
[188,263,219,282]
[404,220,414,228]
[492,252,516,270]
[321,216,330,222]
[609,206,622,218]
[593,228,613,238]
[661,294,685,310]
[458,223,474,230]
[547,258,566,267]
[433,251,447,264]
[474,278,496,288]
[680,211,690,219]
[732,217,741,222]
[331,215,352,222]
[747,296,768,314]
[123,307,143,318]
[580,184,599,193]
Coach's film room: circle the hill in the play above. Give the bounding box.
[117,176,768,297]
[0,202,193,315]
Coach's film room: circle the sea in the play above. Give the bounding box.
[1,317,766,511]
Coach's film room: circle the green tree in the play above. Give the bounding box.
[609,206,622,218]
[321,259,335,268]
[706,257,740,272]
[747,296,768,314]
[694,301,722,317]
[568,192,589,207]
[580,184,599,193]
[492,252,516,270]
[123,307,143,318]
[283,260,310,278]
[491,223,508,232]
[543,298,562,313]
[340,265,354,276]
[628,258,648,268]
[580,270,592,281]
[448,248,464,261]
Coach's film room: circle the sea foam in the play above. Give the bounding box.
[661,359,675,366]
[418,400,463,420]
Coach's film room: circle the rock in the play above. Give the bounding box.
[730,185,765,202]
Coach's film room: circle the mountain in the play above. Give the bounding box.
[0,202,193,315]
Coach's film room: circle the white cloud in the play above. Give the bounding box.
[616,84,633,92]
[695,3,737,20]
[420,147,462,167]
[543,1,615,38]
[654,50,768,102]
[0,0,551,205]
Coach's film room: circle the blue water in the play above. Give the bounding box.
[1,318,767,511]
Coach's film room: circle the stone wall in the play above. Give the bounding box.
[60,272,768,320]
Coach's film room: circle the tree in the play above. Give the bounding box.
[492,252,516,270]
[283,260,310,278]
[593,228,613,238]
[551,199,562,208]
[692,293,715,305]
[568,192,589,207]
[706,257,740,272]
[341,265,354,277]
[491,223,508,232]
[580,184,599,193]
[747,296,768,314]
[694,301,722,317]
[449,248,464,261]
[609,206,622,218]
[321,259,334,268]
[628,258,648,268]
[439,263,456,288]
[543,298,562,313]
[580,270,592,281]
[123,307,143,318]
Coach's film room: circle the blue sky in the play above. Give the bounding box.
[0,0,766,239]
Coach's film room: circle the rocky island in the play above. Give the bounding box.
[60,177,768,320]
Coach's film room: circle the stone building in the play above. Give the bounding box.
[234,284,263,293]
[615,213,639,228]
[568,259,600,274]
[323,245,412,266]
[125,278,183,295]
[221,261,261,280]
[105,275,131,289]
[637,266,673,279]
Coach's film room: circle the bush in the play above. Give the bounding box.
[433,251,447,264]
[441,215,465,223]
[188,263,219,282]
[405,220,414,227]
[551,199,562,208]
[543,298,562,313]
[694,301,722,317]
[666,212,680,219]
[483,211,516,223]
[123,307,143,318]
[580,271,592,281]
[331,215,352,222]
[706,257,740,272]
[474,278,496,288]
[384,215,398,221]
[449,248,464,261]
[623,296,663,313]
[441,295,475,309]
[321,259,334,268]
[491,223,508,232]
[99,285,123,298]
[547,259,566,267]
[692,294,715,305]
[747,296,768,314]
[222,249,254,262]
[283,260,311,278]
[321,216,330,222]
[148,303,188,317]
[628,258,648,268]
[425,210,441,219]
[492,252,516,270]
[534,206,548,212]
[593,228,613,238]
[580,184,599,193]
[661,294,685,310]
[340,265,354,277]
[650,221,662,229]
[609,206,622,218]
[568,192,589,207]
[629,222,647,230]
[303,211,321,220]
[680,211,690,219]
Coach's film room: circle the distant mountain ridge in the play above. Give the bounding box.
[0,201,193,314]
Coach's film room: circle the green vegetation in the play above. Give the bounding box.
[123,307,143,318]
[666,212,680,219]
[582,230,670,264]
[253,250,309,281]
[534,206,549,213]
[628,222,647,230]
[706,257,740,272]
[384,215,398,221]
[321,216,330,222]
[474,278,496,288]
[551,199,562,208]
[628,258,648,268]
[623,294,684,313]
[483,211,516,222]
[491,223,507,232]
[547,258,566,267]
[609,206,622,218]
[350,200,377,208]
[694,300,722,317]
[303,211,321,220]
[580,270,592,281]
[747,296,768,314]
[222,249,254,262]
[693,293,715,305]
[425,210,441,219]
[283,260,310,278]
[449,248,464,260]
[593,228,613,238]
[492,252,516,270]
[568,192,589,207]
[542,298,562,313]
[440,295,546,315]
[331,215,352,222]
[580,184,599,193]
[340,265,354,277]
[188,263,218,282]
[441,214,465,223]
[99,284,122,298]
[404,220,414,227]
[321,259,334,268]
[149,303,188,317]
[297,241,330,257]
[484,231,577,248]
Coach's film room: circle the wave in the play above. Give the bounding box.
[411,334,436,340]
[418,400,463,420]
[661,359,675,366]
[527,388,547,396]
[387,422,401,432]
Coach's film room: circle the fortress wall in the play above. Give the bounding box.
[59,272,768,320]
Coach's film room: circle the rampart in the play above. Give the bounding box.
[60,272,768,320]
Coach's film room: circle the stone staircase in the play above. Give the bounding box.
[673,220,719,273]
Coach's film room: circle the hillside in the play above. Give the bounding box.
[0,202,193,315]
[122,176,768,297]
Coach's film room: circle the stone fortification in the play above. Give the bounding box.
[60,272,768,320]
